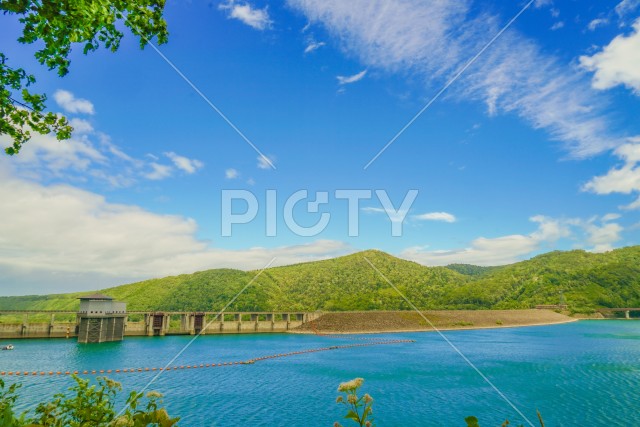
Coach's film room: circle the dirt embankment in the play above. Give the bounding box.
[293,309,576,334]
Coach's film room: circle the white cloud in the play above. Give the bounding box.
[587,18,608,31]
[584,220,623,252]
[288,0,625,157]
[615,0,640,17]
[164,152,204,174]
[225,168,239,179]
[304,40,326,54]
[529,215,572,241]
[602,213,622,222]
[584,164,640,194]
[401,215,570,266]
[617,138,640,162]
[550,21,564,31]
[534,0,553,8]
[69,118,94,134]
[580,19,640,95]
[0,170,353,294]
[361,206,408,223]
[414,212,456,223]
[337,70,367,85]
[402,235,539,266]
[219,1,272,30]
[361,207,385,214]
[53,90,95,115]
[1,130,107,177]
[145,163,173,180]
[1,106,203,186]
[622,196,640,210]
[257,154,276,169]
[583,139,640,206]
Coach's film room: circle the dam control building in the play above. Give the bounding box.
[77,294,127,343]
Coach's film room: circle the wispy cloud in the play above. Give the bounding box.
[361,206,409,223]
[304,40,326,54]
[361,206,385,214]
[580,18,640,95]
[414,212,456,223]
[164,152,204,174]
[550,21,564,31]
[257,154,276,169]
[53,90,95,115]
[615,0,640,17]
[288,0,625,157]
[219,0,272,30]
[337,69,367,85]
[225,168,239,179]
[587,18,608,31]
[144,163,173,180]
[69,118,94,134]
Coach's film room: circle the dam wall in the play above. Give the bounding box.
[0,311,321,339]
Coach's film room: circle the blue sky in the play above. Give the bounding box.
[1,0,640,294]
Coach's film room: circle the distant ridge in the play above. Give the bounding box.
[0,246,638,313]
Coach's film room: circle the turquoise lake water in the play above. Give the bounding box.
[1,320,639,426]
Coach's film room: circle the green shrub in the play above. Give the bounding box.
[0,376,178,426]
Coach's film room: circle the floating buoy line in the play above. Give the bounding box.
[0,339,414,378]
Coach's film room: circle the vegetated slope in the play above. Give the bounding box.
[445,264,499,277]
[443,246,640,310]
[0,269,274,312]
[0,293,84,311]
[0,247,639,312]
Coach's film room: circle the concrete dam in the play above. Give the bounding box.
[0,310,321,340]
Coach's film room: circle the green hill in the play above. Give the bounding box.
[0,247,639,312]
[445,246,640,311]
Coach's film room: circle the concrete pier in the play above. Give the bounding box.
[597,307,640,319]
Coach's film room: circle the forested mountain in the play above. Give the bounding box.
[1,247,639,312]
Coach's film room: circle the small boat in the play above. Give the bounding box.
[2,344,14,350]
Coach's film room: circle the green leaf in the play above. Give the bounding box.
[465,416,480,427]
[344,410,361,422]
